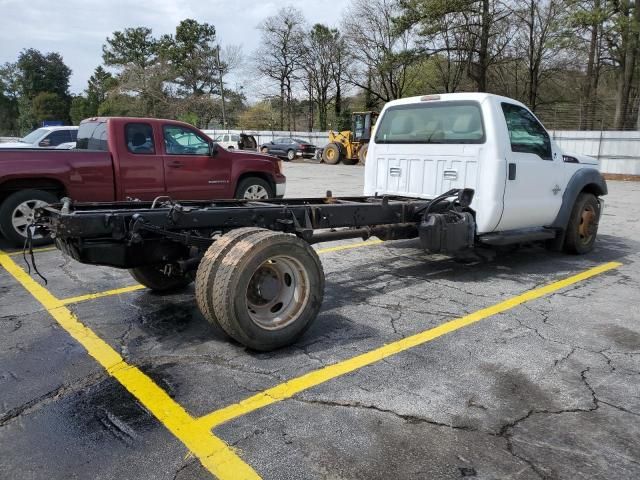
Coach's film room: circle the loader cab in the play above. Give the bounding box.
[352,111,379,142]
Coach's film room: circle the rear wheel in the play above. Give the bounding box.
[235,177,274,200]
[0,189,58,247]
[210,230,325,351]
[195,227,266,330]
[322,143,342,165]
[564,192,600,254]
[358,144,369,165]
[129,265,193,292]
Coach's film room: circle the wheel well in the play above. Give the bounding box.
[580,183,605,197]
[0,178,66,205]
[235,172,275,194]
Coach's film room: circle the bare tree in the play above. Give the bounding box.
[342,0,421,104]
[256,7,307,130]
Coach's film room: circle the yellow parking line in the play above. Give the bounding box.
[196,261,622,430]
[61,284,146,305]
[0,252,260,480]
[316,239,383,254]
[7,246,57,256]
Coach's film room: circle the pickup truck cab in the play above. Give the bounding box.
[0,117,285,246]
[365,93,606,254]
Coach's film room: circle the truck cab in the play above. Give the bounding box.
[364,93,606,251]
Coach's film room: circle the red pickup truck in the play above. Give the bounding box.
[0,117,286,246]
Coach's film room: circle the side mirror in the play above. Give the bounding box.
[209,142,219,157]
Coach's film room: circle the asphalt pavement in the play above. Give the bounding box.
[1,163,639,479]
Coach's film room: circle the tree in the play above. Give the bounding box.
[70,96,91,124]
[256,7,307,130]
[343,0,421,104]
[86,66,116,114]
[31,92,68,124]
[238,101,274,129]
[0,63,20,134]
[16,49,71,100]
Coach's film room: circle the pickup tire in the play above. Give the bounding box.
[195,227,266,331]
[129,265,193,292]
[0,189,58,247]
[564,192,599,254]
[210,230,325,351]
[235,177,274,200]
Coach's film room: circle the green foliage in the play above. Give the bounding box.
[31,92,68,124]
[70,96,91,124]
[102,27,158,69]
[86,66,116,113]
[17,49,71,99]
[97,93,138,116]
[238,102,275,130]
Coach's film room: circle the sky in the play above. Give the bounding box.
[0,0,350,99]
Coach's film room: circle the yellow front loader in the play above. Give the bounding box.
[321,111,378,165]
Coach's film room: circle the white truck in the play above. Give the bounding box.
[38,93,606,351]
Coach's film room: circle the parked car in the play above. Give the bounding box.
[260,137,316,160]
[212,133,258,151]
[0,117,285,246]
[0,126,78,149]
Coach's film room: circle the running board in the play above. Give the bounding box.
[478,228,557,246]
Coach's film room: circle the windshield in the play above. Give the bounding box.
[21,128,48,143]
[374,101,485,144]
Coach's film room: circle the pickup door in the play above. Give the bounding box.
[161,124,234,199]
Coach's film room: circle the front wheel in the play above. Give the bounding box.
[0,189,58,247]
[564,192,600,254]
[286,149,296,161]
[322,143,342,165]
[235,177,274,200]
[129,265,193,292]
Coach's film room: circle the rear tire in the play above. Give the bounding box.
[235,177,274,200]
[358,144,369,165]
[0,189,58,247]
[211,230,325,351]
[129,265,193,292]
[564,192,600,254]
[322,143,342,165]
[195,227,266,330]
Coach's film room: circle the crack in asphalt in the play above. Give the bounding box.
[0,371,106,427]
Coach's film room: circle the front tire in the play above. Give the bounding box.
[286,149,296,161]
[129,265,193,292]
[564,192,600,254]
[235,177,274,200]
[322,143,342,165]
[210,230,325,351]
[0,189,58,247]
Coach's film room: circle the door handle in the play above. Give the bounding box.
[508,163,516,180]
[443,169,458,180]
[167,161,184,168]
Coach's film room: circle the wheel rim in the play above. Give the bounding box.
[578,204,597,244]
[326,148,335,161]
[243,185,269,200]
[245,255,310,330]
[11,199,48,239]
[287,150,295,160]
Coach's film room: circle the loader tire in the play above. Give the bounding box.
[195,227,266,330]
[129,265,193,292]
[322,143,342,165]
[358,143,369,165]
[564,192,600,254]
[211,230,325,351]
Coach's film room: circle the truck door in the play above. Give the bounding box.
[118,122,166,200]
[162,124,233,200]
[496,102,564,231]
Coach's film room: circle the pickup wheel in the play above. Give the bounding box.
[564,192,600,254]
[210,230,325,351]
[129,265,193,292]
[195,227,266,331]
[235,177,274,200]
[0,189,58,247]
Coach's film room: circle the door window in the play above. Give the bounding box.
[45,130,71,146]
[163,125,210,155]
[501,103,552,160]
[125,123,155,154]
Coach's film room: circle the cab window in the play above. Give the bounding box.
[44,130,72,146]
[501,103,552,160]
[125,123,155,154]
[164,125,210,155]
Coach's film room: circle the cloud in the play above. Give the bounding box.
[0,0,349,96]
